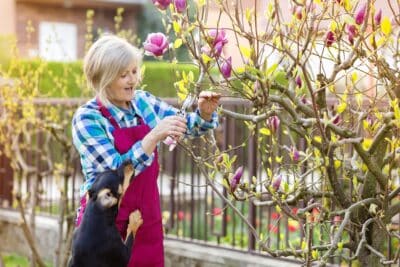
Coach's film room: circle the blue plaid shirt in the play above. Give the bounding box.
[72,90,218,196]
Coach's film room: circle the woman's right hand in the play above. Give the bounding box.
[151,115,187,142]
[142,116,187,156]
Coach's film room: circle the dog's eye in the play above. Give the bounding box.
[106,192,112,197]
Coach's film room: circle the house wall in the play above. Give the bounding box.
[0,0,16,36]
[15,1,140,59]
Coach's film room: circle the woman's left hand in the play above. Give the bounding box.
[198,91,221,121]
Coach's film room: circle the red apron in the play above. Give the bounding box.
[77,99,164,267]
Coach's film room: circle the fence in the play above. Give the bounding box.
[0,97,398,266]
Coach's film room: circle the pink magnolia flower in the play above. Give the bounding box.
[295,75,302,88]
[208,29,228,46]
[220,57,232,78]
[266,115,280,133]
[152,0,172,10]
[347,24,357,45]
[355,3,367,25]
[294,6,303,20]
[374,9,382,25]
[143,32,169,57]
[326,31,335,47]
[333,114,341,125]
[291,146,300,162]
[272,175,282,191]
[230,166,243,193]
[174,0,186,13]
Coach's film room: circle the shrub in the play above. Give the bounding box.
[5,60,200,98]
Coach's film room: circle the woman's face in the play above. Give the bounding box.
[107,61,139,109]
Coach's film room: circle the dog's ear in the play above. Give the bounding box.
[88,188,97,201]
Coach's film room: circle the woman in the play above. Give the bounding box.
[72,34,220,266]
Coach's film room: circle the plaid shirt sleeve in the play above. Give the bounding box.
[72,105,153,195]
[135,90,219,136]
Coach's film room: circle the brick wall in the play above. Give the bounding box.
[15,2,140,59]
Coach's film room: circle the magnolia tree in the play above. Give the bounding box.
[146,0,400,266]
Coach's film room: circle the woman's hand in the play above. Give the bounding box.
[142,116,187,155]
[154,116,187,141]
[198,91,221,121]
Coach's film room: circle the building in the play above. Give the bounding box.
[0,0,145,61]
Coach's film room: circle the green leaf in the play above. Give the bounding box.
[274,71,288,87]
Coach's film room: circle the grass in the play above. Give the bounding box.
[2,253,29,267]
[1,253,53,267]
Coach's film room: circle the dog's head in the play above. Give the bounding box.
[88,161,134,210]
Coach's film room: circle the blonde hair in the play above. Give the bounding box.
[83,34,142,106]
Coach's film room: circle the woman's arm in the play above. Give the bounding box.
[72,109,153,175]
[135,90,220,137]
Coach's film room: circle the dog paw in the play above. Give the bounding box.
[128,210,143,234]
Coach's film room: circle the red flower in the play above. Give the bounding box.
[212,207,222,216]
[271,212,281,220]
[269,223,278,234]
[288,219,300,232]
[178,210,185,221]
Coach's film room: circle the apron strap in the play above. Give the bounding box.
[96,98,120,129]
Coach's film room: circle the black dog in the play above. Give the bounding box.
[69,162,142,267]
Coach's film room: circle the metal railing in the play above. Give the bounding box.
[0,98,398,265]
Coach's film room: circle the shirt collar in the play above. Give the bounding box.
[108,101,136,122]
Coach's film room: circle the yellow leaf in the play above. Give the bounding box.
[314,136,322,143]
[337,102,347,114]
[276,156,283,163]
[351,72,358,83]
[239,45,252,59]
[177,91,186,101]
[381,16,392,36]
[330,21,338,32]
[362,138,372,150]
[267,168,272,178]
[174,38,183,49]
[334,160,341,169]
[338,242,343,251]
[301,241,307,250]
[343,0,352,12]
[197,0,205,7]
[201,53,212,64]
[173,21,181,34]
[275,205,282,213]
[235,67,245,74]
[312,250,319,259]
[245,8,253,23]
[259,127,271,136]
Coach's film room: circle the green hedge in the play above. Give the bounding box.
[7,60,200,98]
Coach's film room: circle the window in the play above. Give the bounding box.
[39,22,77,61]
